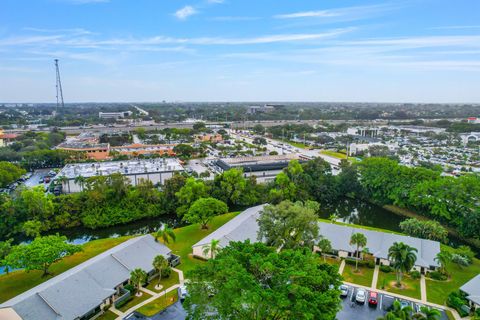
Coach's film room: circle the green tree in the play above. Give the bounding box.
[152,255,169,289]
[269,172,296,203]
[155,224,176,244]
[252,124,265,135]
[173,144,195,158]
[175,177,208,217]
[399,219,448,243]
[22,220,42,238]
[74,175,86,191]
[434,250,452,275]
[202,238,221,259]
[0,161,26,188]
[3,235,81,276]
[184,197,228,229]
[379,300,414,320]
[0,239,13,273]
[257,201,319,251]
[317,237,332,262]
[212,168,252,206]
[388,242,418,287]
[130,268,148,296]
[414,306,442,320]
[349,233,367,271]
[184,241,342,320]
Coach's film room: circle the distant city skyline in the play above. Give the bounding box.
[1,0,480,103]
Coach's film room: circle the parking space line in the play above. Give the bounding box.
[380,294,383,310]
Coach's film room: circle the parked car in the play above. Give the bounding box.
[178,285,188,301]
[44,176,51,183]
[339,285,349,298]
[400,300,410,310]
[368,291,378,307]
[355,289,366,304]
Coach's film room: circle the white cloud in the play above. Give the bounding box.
[275,10,340,19]
[174,6,197,20]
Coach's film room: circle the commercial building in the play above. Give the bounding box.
[246,104,276,114]
[460,132,480,145]
[460,274,480,309]
[98,111,133,119]
[111,143,176,157]
[57,142,111,160]
[0,235,172,320]
[57,158,184,193]
[467,117,480,124]
[214,154,301,182]
[194,133,223,143]
[193,205,440,273]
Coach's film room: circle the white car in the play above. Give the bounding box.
[178,285,188,301]
[355,289,367,304]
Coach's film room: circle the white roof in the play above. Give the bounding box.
[460,274,480,305]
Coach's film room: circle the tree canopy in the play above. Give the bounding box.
[184,241,342,320]
[184,197,228,229]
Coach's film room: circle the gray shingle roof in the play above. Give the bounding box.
[317,222,440,268]
[192,204,265,249]
[193,205,440,269]
[460,274,480,305]
[0,235,171,320]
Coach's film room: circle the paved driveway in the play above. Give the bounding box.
[337,285,449,320]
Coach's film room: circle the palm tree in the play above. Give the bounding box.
[74,175,86,192]
[349,233,367,271]
[379,300,413,320]
[317,238,332,262]
[155,224,176,244]
[434,250,452,276]
[152,255,169,290]
[130,268,147,297]
[413,306,441,320]
[57,175,69,193]
[388,242,418,287]
[202,239,220,259]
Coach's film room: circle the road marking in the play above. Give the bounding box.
[379,294,383,310]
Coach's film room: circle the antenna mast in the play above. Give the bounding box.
[54,59,64,109]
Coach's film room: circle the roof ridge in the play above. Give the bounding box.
[36,292,61,316]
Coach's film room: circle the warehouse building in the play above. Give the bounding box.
[57,158,184,193]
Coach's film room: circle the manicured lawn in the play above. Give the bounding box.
[0,235,133,303]
[377,271,421,300]
[342,264,375,287]
[162,212,240,273]
[145,271,179,293]
[96,310,118,320]
[287,141,309,149]
[137,290,179,317]
[426,255,480,305]
[318,218,404,235]
[320,150,348,159]
[118,291,152,312]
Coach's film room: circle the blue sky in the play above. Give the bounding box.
[1,0,480,103]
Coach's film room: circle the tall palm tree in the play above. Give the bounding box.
[74,175,86,192]
[202,239,220,259]
[413,306,441,320]
[388,242,418,287]
[130,268,147,297]
[155,225,176,244]
[57,175,69,193]
[349,232,367,271]
[434,251,452,276]
[317,238,332,262]
[152,255,169,289]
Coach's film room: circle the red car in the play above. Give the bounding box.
[368,291,378,307]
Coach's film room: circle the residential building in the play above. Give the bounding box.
[0,129,18,147]
[460,132,480,145]
[57,158,184,193]
[98,111,133,119]
[193,205,440,273]
[467,117,480,124]
[0,235,172,320]
[57,142,110,160]
[460,274,480,309]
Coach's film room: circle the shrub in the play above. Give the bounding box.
[428,271,448,281]
[163,266,172,278]
[367,260,375,269]
[115,296,133,309]
[451,254,470,267]
[410,270,421,280]
[124,284,135,293]
[380,265,392,273]
[447,291,469,317]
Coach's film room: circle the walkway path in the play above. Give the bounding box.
[110,268,184,320]
[420,274,427,303]
[338,260,346,275]
[371,265,380,289]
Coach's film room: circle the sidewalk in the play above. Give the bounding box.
[371,265,380,289]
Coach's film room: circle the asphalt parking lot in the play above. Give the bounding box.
[336,285,449,320]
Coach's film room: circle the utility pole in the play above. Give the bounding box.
[54,59,65,110]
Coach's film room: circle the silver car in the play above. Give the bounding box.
[339,285,349,298]
[355,289,367,304]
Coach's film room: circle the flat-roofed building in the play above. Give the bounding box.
[57,142,110,160]
[0,235,172,320]
[57,158,184,193]
[111,143,176,157]
[214,154,302,182]
[98,111,132,119]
